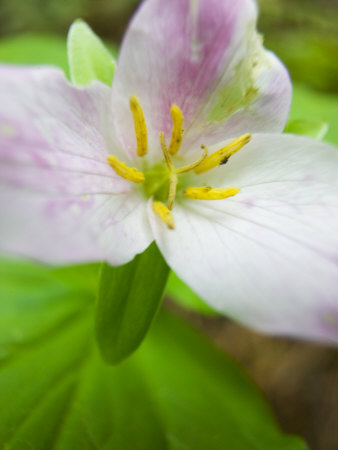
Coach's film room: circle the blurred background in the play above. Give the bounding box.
[0,0,337,448]
[0,0,337,93]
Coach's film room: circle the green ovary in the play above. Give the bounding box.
[142,163,171,203]
[143,162,189,204]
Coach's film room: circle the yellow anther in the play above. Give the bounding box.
[152,201,175,229]
[175,147,208,174]
[194,134,251,174]
[107,155,145,183]
[183,186,240,200]
[168,104,184,155]
[130,95,148,157]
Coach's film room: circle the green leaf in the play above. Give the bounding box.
[139,313,307,450]
[67,19,116,86]
[96,242,170,364]
[284,118,329,140]
[0,258,307,450]
[166,271,217,316]
[0,33,69,75]
[289,83,338,146]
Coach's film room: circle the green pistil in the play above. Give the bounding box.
[143,163,171,203]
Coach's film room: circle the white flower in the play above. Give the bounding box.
[1,0,338,342]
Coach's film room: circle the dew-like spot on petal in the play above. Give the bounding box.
[44,197,95,220]
[302,173,316,183]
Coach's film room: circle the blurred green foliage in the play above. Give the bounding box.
[166,272,217,316]
[0,34,68,74]
[258,0,338,92]
[0,0,139,41]
[1,0,337,93]
[284,118,329,141]
[289,85,338,145]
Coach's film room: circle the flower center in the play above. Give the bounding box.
[107,96,251,229]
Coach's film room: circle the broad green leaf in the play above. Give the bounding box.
[284,118,329,140]
[0,255,99,297]
[0,258,307,450]
[96,242,170,364]
[67,19,116,86]
[166,271,217,316]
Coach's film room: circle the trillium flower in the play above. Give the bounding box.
[1,0,338,343]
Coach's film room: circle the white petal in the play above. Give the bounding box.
[149,134,338,343]
[111,0,290,161]
[0,65,152,264]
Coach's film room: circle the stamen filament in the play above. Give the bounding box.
[183,186,240,200]
[168,104,184,155]
[152,201,175,229]
[167,173,178,210]
[159,132,178,210]
[130,95,148,157]
[159,132,174,171]
[107,155,145,183]
[194,134,251,174]
[175,147,208,174]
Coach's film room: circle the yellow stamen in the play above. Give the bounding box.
[168,104,184,155]
[129,95,148,157]
[175,147,208,174]
[107,155,145,183]
[159,132,178,210]
[159,132,174,171]
[194,134,251,174]
[183,186,240,200]
[167,173,178,210]
[152,201,175,229]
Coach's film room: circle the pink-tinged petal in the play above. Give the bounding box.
[1,189,152,265]
[149,135,338,343]
[112,0,290,160]
[183,51,291,154]
[0,65,152,264]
